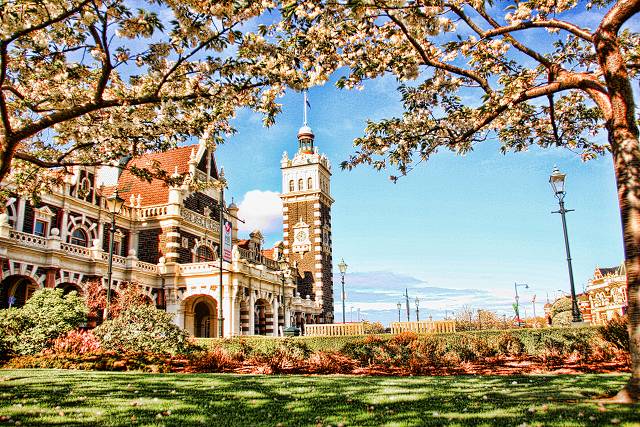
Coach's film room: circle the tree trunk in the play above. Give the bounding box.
[594,0,640,402]
[610,129,640,402]
[0,133,14,194]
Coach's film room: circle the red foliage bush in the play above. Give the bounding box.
[48,329,101,355]
[307,351,357,374]
[188,348,239,373]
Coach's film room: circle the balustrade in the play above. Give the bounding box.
[390,320,456,334]
[60,242,92,258]
[8,229,47,248]
[180,208,219,234]
[304,323,365,337]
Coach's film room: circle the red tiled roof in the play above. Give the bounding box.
[237,240,250,249]
[261,249,275,260]
[117,145,196,206]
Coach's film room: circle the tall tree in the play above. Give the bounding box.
[0,0,298,196]
[262,0,640,400]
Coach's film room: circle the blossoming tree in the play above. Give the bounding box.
[0,0,300,196]
[263,0,640,400]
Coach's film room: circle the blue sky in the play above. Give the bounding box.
[217,72,624,326]
[211,3,636,326]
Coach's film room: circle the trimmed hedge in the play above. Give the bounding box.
[195,327,602,358]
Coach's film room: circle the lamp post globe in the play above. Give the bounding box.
[549,166,583,323]
[396,302,402,322]
[415,296,420,321]
[338,258,348,323]
[104,189,124,321]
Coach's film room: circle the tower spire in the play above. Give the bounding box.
[297,91,314,153]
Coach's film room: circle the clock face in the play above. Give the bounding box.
[295,230,307,242]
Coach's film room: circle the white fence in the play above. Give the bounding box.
[390,320,456,334]
[304,323,365,336]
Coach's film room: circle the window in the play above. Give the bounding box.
[33,219,48,237]
[298,179,303,191]
[195,246,215,262]
[307,177,313,189]
[70,228,88,247]
[289,180,294,192]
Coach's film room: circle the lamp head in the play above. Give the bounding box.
[106,189,125,214]
[396,302,402,310]
[338,258,348,274]
[549,166,566,198]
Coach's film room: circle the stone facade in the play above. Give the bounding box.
[0,141,322,337]
[281,124,335,323]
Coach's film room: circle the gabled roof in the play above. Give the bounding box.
[116,145,196,206]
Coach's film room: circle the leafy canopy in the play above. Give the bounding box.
[253,0,640,179]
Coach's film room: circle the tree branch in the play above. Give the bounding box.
[483,20,593,42]
[385,12,492,93]
[4,0,92,44]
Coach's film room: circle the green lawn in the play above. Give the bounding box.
[0,370,638,426]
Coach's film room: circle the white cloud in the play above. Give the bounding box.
[237,190,282,234]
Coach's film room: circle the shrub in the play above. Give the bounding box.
[496,333,524,356]
[247,339,311,373]
[551,297,572,317]
[362,321,386,334]
[48,329,101,355]
[94,304,194,355]
[599,314,629,351]
[0,288,87,356]
[189,348,239,373]
[551,311,573,327]
[307,351,357,374]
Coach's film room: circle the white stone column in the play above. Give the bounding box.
[60,209,69,241]
[16,198,26,232]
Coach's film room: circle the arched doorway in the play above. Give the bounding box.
[0,275,38,309]
[254,299,273,336]
[183,295,218,338]
[56,282,83,296]
[194,301,212,338]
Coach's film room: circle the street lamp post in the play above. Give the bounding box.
[514,282,529,326]
[549,166,583,323]
[217,169,227,338]
[415,296,420,321]
[279,258,288,336]
[396,302,402,322]
[104,189,124,321]
[338,258,348,323]
[404,288,410,321]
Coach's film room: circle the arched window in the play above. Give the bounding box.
[307,177,313,189]
[289,180,294,192]
[195,245,215,262]
[298,179,303,191]
[70,228,88,247]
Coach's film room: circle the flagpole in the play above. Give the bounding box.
[303,91,308,126]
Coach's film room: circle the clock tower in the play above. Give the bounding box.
[281,106,334,323]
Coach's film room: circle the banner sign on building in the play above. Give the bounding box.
[222,219,233,262]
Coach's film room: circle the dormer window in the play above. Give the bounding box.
[33,205,55,237]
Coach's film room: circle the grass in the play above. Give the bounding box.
[0,370,638,426]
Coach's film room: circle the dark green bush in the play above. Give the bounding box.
[496,333,524,356]
[93,304,194,355]
[0,288,86,356]
[599,315,629,351]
